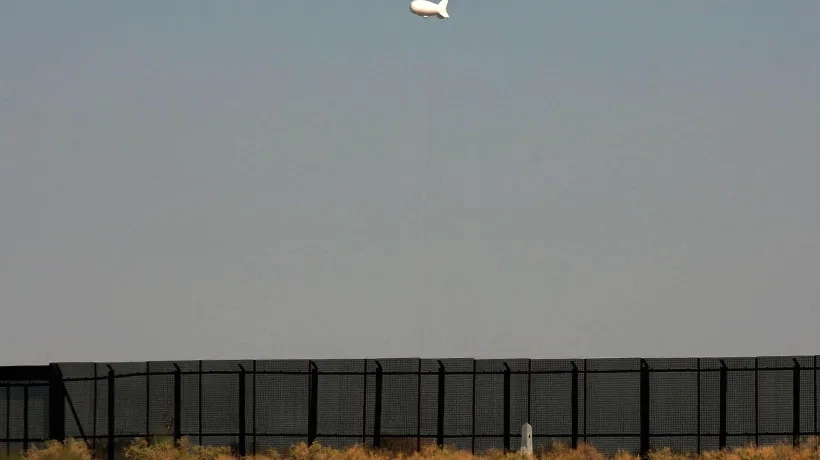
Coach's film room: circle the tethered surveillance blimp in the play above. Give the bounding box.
[409,0,449,18]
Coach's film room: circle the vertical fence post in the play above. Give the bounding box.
[238,365,246,457]
[503,363,511,452]
[527,359,532,426]
[374,362,383,449]
[719,360,727,450]
[417,359,422,453]
[697,358,701,454]
[362,359,367,446]
[308,362,319,446]
[583,360,588,443]
[6,386,11,458]
[571,362,579,449]
[793,359,801,447]
[23,386,29,453]
[198,361,203,446]
[755,357,759,447]
[173,364,181,444]
[253,360,257,456]
[472,360,477,455]
[640,360,650,459]
[437,360,445,449]
[146,362,151,446]
[93,365,98,457]
[48,364,66,443]
[107,366,115,460]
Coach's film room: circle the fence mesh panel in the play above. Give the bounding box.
[3,356,820,459]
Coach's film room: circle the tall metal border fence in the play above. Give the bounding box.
[2,356,819,459]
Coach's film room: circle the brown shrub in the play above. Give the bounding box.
[16,436,820,460]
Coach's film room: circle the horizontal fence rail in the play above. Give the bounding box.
[1,356,819,459]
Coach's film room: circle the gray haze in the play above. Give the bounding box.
[1,1,819,365]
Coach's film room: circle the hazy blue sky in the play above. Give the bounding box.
[2,1,819,366]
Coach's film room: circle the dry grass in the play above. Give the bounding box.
[13,437,820,460]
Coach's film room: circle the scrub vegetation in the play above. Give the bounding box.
[11,437,820,460]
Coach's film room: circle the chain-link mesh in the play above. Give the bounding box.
[0,375,50,456]
[3,356,820,459]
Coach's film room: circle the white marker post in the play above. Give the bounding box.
[520,423,533,455]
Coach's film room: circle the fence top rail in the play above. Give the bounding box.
[0,382,51,387]
[56,365,820,381]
